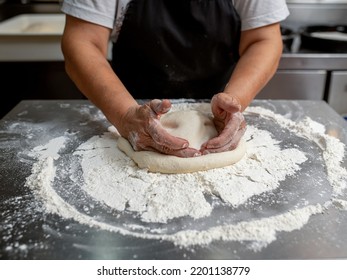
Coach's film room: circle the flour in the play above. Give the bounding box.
[23,103,347,251]
[332,199,347,211]
[30,136,67,160]
[247,106,347,196]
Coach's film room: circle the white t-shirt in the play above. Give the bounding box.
[61,0,289,42]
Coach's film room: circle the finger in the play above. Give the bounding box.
[211,93,241,117]
[149,99,172,115]
[153,144,202,158]
[203,113,244,150]
[148,120,204,157]
[202,126,246,154]
[137,140,201,158]
[173,147,202,158]
[147,119,190,150]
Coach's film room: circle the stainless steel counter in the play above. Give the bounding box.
[0,99,347,260]
[257,2,347,114]
[279,53,347,71]
[258,53,347,106]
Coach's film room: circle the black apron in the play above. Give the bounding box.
[111,0,241,99]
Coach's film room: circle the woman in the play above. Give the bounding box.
[61,0,289,157]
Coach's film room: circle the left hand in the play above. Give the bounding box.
[201,92,246,154]
[118,99,201,158]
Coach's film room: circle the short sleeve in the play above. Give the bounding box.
[233,0,290,31]
[61,0,117,29]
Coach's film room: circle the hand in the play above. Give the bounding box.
[201,93,246,154]
[118,99,201,158]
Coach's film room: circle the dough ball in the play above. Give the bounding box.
[160,110,217,149]
[117,109,247,174]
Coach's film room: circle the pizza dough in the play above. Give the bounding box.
[117,109,247,174]
[160,109,218,150]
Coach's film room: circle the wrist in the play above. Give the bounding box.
[221,91,248,112]
[217,91,244,112]
[102,95,138,134]
[116,103,140,137]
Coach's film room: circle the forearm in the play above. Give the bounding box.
[224,24,283,111]
[61,16,137,130]
[64,45,137,128]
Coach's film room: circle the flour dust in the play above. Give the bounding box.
[24,103,347,251]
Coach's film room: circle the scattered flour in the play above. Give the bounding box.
[72,125,307,223]
[30,136,67,160]
[247,106,347,196]
[24,104,347,250]
[332,199,347,211]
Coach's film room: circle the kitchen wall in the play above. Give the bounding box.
[0,0,84,118]
[257,0,347,116]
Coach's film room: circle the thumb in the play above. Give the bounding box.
[149,99,172,116]
[211,93,241,115]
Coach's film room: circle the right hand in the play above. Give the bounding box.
[118,99,201,158]
[201,93,246,154]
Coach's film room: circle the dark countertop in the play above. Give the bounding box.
[0,99,347,260]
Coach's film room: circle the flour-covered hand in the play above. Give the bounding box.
[201,93,246,154]
[118,99,201,157]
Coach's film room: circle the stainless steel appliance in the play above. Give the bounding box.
[257,1,347,115]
